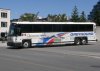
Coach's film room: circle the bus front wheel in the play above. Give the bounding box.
[22,41,31,48]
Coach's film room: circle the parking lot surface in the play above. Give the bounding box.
[0,41,100,71]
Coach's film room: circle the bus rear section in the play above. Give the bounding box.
[7,22,97,48]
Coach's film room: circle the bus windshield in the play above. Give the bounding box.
[8,23,21,36]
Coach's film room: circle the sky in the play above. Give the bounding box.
[0,0,99,19]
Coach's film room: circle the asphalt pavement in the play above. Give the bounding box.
[0,41,100,71]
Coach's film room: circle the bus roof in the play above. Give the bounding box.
[12,22,96,25]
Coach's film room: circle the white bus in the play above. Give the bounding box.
[7,22,97,48]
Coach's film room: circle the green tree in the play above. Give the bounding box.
[47,14,54,22]
[71,6,80,22]
[47,14,67,22]
[19,13,38,21]
[93,10,100,26]
[59,14,67,22]
[79,11,87,22]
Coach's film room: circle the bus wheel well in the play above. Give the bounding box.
[74,37,88,45]
[22,39,31,48]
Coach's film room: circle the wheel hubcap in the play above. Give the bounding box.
[82,39,86,44]
[23,42,29,48]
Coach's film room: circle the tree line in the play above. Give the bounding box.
[13,6,100,26]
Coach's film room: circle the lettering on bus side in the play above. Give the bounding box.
[70,32,94,36]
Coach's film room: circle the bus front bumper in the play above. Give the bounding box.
[7,42,22,47]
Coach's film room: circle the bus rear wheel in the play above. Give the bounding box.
[74,38,81,45]
[22,41,31,48]
[81,38,87,45]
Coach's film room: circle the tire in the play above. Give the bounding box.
[22,41,31,48]
[81,38,87,45]
[74,38,81,45]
